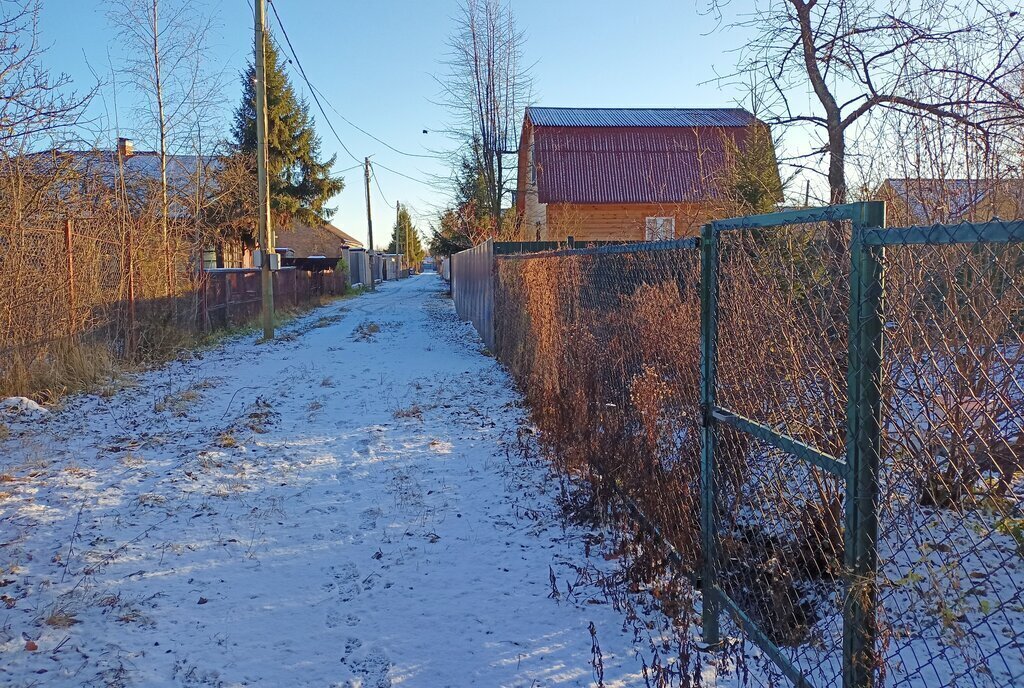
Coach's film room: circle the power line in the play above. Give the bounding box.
[373,160,435,187]
[267,0,362,166]
[371,167,391,207]
[268,1,439,189]
[263,0,437,161]
[306,81,440,160]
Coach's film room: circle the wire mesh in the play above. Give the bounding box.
[713,220,852,685]
[876,223,1024,687]
[492,212,1022,687]
[0,212,350,397]
[495,241,705,573]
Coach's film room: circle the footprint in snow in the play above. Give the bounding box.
[325,612,361,630]
[345,647,392,688]
[360,507,383,530]
[325,562,362,602]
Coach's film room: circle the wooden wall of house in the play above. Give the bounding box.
[542,202,716,241]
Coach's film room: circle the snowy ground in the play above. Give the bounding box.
[0,276,710,687]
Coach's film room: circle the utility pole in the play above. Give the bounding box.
[255,0,274,338]
[395,201,401,273]
[364,156,375,291]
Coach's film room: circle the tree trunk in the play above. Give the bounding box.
[152,0,172,297]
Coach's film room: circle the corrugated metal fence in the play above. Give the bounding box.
[450,239,495,350]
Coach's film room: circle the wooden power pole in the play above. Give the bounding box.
[255,0,275,338]
[395,201,401,272]
[364,157,375,291]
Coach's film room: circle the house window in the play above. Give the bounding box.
[645,217,675,241]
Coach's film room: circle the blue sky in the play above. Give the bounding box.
[38,0,755,248]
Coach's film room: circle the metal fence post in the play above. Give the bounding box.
[63,217,75,336]
[844,201,886,688]
[699,222,721,645]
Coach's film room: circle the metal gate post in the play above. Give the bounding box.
[699,222,721,645]
[844,201,886,688]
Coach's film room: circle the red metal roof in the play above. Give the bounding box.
[529,116,754,205]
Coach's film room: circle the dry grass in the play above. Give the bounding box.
[136,493,167,507]
[353,321,381,341]
[0,340,114,404]
[119,452,145,469]
[394,403,424,420]
[216,431,238,448]
[154,387,203,416]
[44,608,80,628]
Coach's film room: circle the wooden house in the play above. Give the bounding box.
[515,107,777,241]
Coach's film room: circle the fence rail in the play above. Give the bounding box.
[457,203,1023,687]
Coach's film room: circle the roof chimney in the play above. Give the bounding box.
[117,137,134,158]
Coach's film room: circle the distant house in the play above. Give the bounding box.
[876,178,1024,225]
[273,221,363,271]
[27,138,219,216]
[25,139,248,265]
[515,107,778,241]
[27,139,362,271]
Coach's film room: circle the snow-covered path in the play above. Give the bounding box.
[0,276,663,687]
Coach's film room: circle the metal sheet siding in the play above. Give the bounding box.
[534,125,748,204]
[527,107,755,128]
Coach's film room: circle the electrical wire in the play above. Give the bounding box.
[268,1,438,189]
[306,81,440,160]
[372,160,435,186]
[371,167,391,207]
[267,0,363,166]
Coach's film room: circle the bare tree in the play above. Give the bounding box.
[106,0,222,295]
[715,0,1024,204]
[0,0,90,157]
[441,0,532,226]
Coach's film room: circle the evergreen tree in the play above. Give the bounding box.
[727,123,783,214]
[232,36,344,225]
[387,204,426,266]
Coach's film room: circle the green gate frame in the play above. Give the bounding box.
[699,202,886,688]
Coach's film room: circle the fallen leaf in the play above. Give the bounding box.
[197,597,208,605]
[25,640,37,651]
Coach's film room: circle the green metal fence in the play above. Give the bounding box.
[700,203,886,687]
[488,201,1023,686]
[698,203,1023,686]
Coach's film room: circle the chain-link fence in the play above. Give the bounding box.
[490,203,1023,687]
[875,220,1023,687]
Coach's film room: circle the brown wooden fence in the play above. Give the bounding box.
[200,267,348,330]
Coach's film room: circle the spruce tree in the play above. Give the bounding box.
[387,204,426,265]
[232,36,344,225]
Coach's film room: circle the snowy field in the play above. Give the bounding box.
[0,276,719,687]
